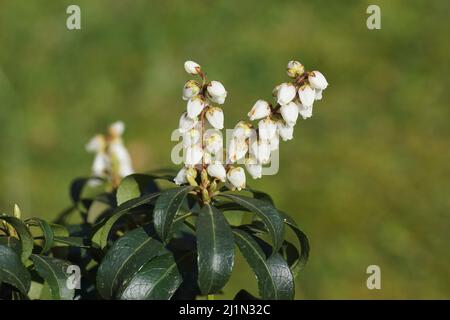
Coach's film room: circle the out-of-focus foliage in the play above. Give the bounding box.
[0,0,449,299]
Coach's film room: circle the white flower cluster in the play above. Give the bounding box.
[86,121,134,184]
[174,60,328,195]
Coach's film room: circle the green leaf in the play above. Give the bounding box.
[246,188,275,205]
[0,236,22,255]
[0,215,34,263]
[153,186,193,242]
[218,194,284,254]
[96,227,164,299]
[233,229,294,300]
[280,212,309,275]
[26,218,54,254]
[53,236,91,248]
[116,174,158,206]
[119,251,190,300]
[97,192,160,249]
[30,254,74,300]
[196,204,234,294]
[0,245,31,295]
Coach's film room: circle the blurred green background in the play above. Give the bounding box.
[0,0,449,299]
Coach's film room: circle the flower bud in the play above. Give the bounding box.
[185,145,203,165]
[228,137,249,163]
[286,60,305,78]
[86,135,106,153]
[187,96,206,119]
[258,118,277,141]
[207,161,227,182]
[248,100,271,121]
[183,128,201,147]
[206,81,227,104]
[174,167,188,185]
[182,80,201,101]
[298,103,313,119]
[186,167,198,186]
[245,157,262,179]
[277,120,294,141]
[206,107,224,129]
[280,101,299,126]
[108,121,125,138]
[277,83,296,105]
[298,84,315,108]
[205,130,223,154]
[308,71,328,90]
[232,121,253,139]
[227,167,246,190]
[184,60,201,75]
[179,112,197,133]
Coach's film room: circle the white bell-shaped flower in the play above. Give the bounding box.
[248,100,271,121]
[277,83,296,105]
[179,112,197,133]
[185,145,203,165]
[298,84,315,108]
[251,139,271,164]
[187,96,205,119]
[245,157,262,179]
[207,161,227,182]
[182,80,201,101]
[109,140,134,177]
[206,81,227,104]
[269,133,279,151]
[308,71,328,90]
[92,153,109,177]
[227,167,246,190]
[228,137,249,162]
[286,60,305,78]
[204,130,223,154]
[173,167,188,185]
[314,89,323,100]
[298,103,313,119]
[277,120,294,141]
[108,121,125,138]
[184,60,201,75]
[232,121,253,139]
[183,128,201,148]
[86,134,106,153]
[206,107,224,129]
[258,118,277,141]
[280,101,299,126]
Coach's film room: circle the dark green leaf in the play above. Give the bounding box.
[0,236,22,255]
[246,188,275,205]
[218,194,284,254]
[280,212,309,275]
[30,254,74,300]
[116,174,159,206]
[53,236,91,248]
[154,186,193,242]
[233,229,294,300]
[97,192,160,248]
[119,251,190,300]
[26,218,54,254]
[0,245,31,295]
[96,227,164,299]
[196,204,234,294]
[0,215,33,263]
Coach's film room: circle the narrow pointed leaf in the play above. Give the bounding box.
[0,215,33,263]
[53,236,91,248]
[233,229,294,300]
[0,245,31,295]
[218,194,284,254]
[30,254,74,300]
[153,186,193,242]
[96,227,164,299]
[196,204,234,294]
[26,218,54,254]
[120,252,191,300]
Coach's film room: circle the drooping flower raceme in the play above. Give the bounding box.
[174,60,327,201]
[86,121,134,187]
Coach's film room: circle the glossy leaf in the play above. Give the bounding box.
[153,186,193,242]
[96,227,164,299]
[116,174,159,206]
[280,212,309,275]
[0,215,33,263]
[30,254,74,300]
[218,194,284,254]
[97,192,160,248]
[0,245,31,295]
[53,236,91,248]
[119,252,190,300]
[196,204,234,294]
[26,218,54,254]
[233,229,294,300]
